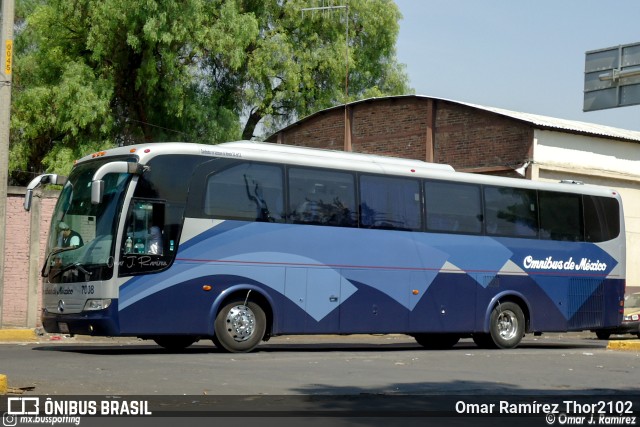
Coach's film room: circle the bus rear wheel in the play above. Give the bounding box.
[213,300,266,353]
[483,301,525,349]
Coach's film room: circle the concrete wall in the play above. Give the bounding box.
[2,187,57,327]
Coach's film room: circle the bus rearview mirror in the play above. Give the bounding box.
[91,180,105,205]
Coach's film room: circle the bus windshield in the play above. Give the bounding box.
[43,158,133,283]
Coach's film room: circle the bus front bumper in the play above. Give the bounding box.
[41,301,120,336]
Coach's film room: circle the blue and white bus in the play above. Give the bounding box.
[25,141,625,352]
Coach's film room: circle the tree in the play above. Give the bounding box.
[240,0,412,139]
[10,0,410,184]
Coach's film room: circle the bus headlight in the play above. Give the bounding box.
[83,299,112,311]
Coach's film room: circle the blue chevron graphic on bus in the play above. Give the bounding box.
[119,220,619,324]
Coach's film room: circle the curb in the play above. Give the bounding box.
[0,374,6,395]
[0,329,38,342]
[607,340,640,351]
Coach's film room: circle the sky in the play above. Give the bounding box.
[393,0,640,131]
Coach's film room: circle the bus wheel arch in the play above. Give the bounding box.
[475,295,529,349]
[211,289,273,353]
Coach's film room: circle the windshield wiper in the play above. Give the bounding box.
[50,262,92,282]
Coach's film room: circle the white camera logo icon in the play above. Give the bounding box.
[2,412,17,427]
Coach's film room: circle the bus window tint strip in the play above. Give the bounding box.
[196,161,620,243]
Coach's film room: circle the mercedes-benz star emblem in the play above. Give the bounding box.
[58,300,65,313]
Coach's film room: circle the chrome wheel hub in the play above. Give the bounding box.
[497,310,518,340]
[225,305,256,342]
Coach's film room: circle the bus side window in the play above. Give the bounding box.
[484,186,538,238]
[539,191,583,241]
[204,162,285,222]
[288,167,356,227]
[359,175,422,231]
[584,195,620,242]
[425,180,482,234]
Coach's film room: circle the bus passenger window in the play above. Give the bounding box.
[539,191,582,241]
[359,175,421,231]
[288,167,356,227]
[584,196,620,242]
[425,181,482,234]
[204,162,285,222]
[484,187,538,238]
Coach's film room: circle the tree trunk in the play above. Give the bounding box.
[242,109,263,141]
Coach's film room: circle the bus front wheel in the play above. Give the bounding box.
[476,302,525,349]
[213,300,266,353]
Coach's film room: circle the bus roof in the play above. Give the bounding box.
[221,141,456,171]
[78,141,620,199]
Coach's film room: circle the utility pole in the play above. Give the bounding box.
[301,1,350,150]
[0,0,15,327]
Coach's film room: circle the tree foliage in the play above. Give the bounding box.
[10,0,411,184]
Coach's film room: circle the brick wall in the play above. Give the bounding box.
[276,108,346,150]
[270,97,534,173]
[2,188,57,327]
[434,102,533,170]
[351,98,429,159]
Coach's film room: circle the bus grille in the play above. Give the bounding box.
[568,278,605,329]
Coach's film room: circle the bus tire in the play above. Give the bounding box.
[472,333,496,349]
[595,331,611,340]
[213,299,266,353]
[413,333,460,349]
[153,336,198,351]
[487,301,525,349]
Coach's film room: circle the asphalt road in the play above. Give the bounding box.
[1,332,639,396]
